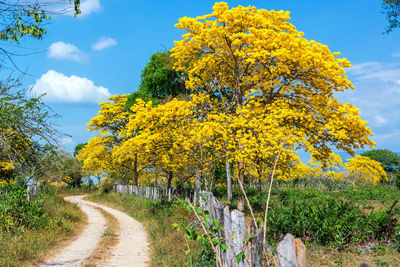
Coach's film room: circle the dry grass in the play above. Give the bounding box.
[82,207,120,267]
[307,244,400,267]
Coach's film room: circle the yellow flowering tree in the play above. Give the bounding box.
[171,2,374,210]
[291,158,322,180]
[309,152,344,181]
[344,155,388,185]
[120,99,195,189]
[79,94,148,185]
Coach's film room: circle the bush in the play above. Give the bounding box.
[395,170,400,189]
[0,184,48,234]
[0,184,83,266]
[266,191,399,247]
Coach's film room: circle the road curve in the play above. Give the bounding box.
[41,195,150,267]
[41,195,106,267]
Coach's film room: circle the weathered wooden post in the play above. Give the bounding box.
[231,210,246,267]
[276,233,306,267]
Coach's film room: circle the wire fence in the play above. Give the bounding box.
[114,184,305,267]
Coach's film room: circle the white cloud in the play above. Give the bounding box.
[79,0,102,17]
[339,61,400,150]
[92,37,117,51]
[48,41,88,63]
[349,61,400,84]
[59,137,75,147]
[374,115,387,125]
[31,70,111,103]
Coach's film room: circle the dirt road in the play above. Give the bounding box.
[41,195,150,267]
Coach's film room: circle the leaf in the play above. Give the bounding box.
[236,252,245,263]
[212,219,219,228]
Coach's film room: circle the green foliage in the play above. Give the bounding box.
[0,184,48,234]
[0,1,80,43]
[173,200,231,266]
[39,150,86,187]
[125,52,186,111]
[139,52,186,100]
[265,190,399,247]
[361,149,400,173]
[0,185,82,266]
[124,89,160,110]
[382,0,400,33]
[213,183,400,248]
[395,170,400,189]
[0,79,63,182]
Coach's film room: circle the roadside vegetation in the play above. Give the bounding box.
[0,185,84,267]
[1,1,400,266]
[77,2,400,266]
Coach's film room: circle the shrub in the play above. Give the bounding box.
[265,192,399,247]
[0,184,48,233]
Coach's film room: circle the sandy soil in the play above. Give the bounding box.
[85,200,150,267]
[41,195,150,267]
[41,195,106,267]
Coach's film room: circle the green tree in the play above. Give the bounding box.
[41,150,85,187]
[139,52,186,100]
[0,1,80,43]
[125,52,186,110]
[0,78,62,183]
[361,149,400,173]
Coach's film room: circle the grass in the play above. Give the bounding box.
[214,183,400,266]
[0,191,85,267]
[87,192,208,267]
[307,244,400,266]
[83,207,120,267]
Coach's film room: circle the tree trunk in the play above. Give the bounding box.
[226,158,232,201]
[133,154,139,186]
[237,160,245,212]
[195,166,201,192]
[257,168,262,194]
[167,171,173,191]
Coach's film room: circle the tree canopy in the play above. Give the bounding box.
[125,52,186,110]
[0,0,80,43]
[382,0,400,33]
[361,149,400,173]
[0,78,62,183]
[171,2,374,210]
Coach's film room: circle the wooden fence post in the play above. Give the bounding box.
[277,233,306,267]
[231,210,246,267]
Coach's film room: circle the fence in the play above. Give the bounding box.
[114,185,305,267]
[114,184,212,205]
[27,185,39,201]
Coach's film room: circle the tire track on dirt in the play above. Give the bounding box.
[41,195,106,267]
[41,195,150,267]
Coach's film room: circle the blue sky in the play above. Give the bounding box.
[9,0,400,154]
